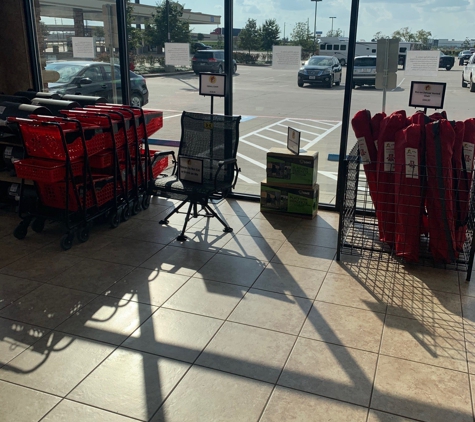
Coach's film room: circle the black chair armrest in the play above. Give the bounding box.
[217,158,237,167]
[154,150,176,162]
[215,158,240,190]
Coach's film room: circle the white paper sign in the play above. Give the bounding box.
[405,147,419,179]
[199,73,226,96]
[272,46,302,70]
[357,137,371,165]
[72,37,95,59]
[384,142,395,172]
[409,82,446,109]
[287,127,301,154]
[405,51,440,77]
[165,43,191,66]
[179,157,203,183]
[463,142,475,171]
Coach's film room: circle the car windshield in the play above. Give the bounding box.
[354,57,376,66]
[307,57,333,66]
[45,63,84,83]
[195,51,214,59]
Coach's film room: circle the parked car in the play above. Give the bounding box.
[191,50,237,75]
[297,55,342,88]
[462,54,475,91]
[193,42,212,52]
[438,52,454,71]
[352,55,377,89]
[458,50,473,65]
[45,61,149,107]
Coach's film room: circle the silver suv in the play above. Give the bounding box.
[192,50,237,75]
[352,55,377,89]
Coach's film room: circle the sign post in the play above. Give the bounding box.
[199,73,226,114]
[376,39,399,113]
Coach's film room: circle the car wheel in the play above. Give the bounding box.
[297,79,304,87]
[462,74,468,88]
[352,82,356,89]
[470,76,475,92]
[446,65,453,71]
[218,65,223,74]
[233,64,237,74]
[194,71,200,75]
[327,76,333,89]
[131,94,143,107]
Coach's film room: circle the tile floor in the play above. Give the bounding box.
[0,197,474,422]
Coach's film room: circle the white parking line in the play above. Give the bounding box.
[255,132,287,146]
[305,121,342,149]
[164,114,182,119]
[238,173,258,184]
[237,152,267,168]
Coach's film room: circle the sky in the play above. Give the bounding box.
[139,0,475,42]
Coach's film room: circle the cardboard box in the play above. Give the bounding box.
[266,148,318,187]
[260,181,319,219]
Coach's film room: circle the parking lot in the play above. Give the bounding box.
[144,64,475,201]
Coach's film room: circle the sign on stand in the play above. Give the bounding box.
[179,157,203,184]
[409,81,446,112]
[199,73,226,114]
[165,43,190,67]
[287,127,301,155]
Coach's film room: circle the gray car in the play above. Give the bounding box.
[192,50,237,75]
[352,55,377,89]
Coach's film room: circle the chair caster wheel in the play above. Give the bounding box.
[159,219,169,225]
[177,234,187,241]
[223,227,233,233]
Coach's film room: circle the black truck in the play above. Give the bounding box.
[439,51,455,70]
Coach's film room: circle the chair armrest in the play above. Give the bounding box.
[215,158,240,190]
[217,158,237,167]
[154,150,176,162]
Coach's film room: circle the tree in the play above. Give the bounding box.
[372,31,389,41]
[392,27,415,42]
[290,22,313,52]
[261,19,280,52]
[197,33,204,41]
[238,18,261,53]
[146,0,191,50]
[126,0,143,52]
[414,29,432,49]
[463,38,472,49]
[326,28,343,37]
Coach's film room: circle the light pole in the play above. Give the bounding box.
[329,16,336,36]
[311,0,322,54]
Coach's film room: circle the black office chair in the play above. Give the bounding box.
[151,111,241,241]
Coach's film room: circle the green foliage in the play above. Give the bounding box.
[197,33,204,41]
[326,28,343,38]
[126,0,142,52]
[238,18,262,54]
[291,22,313,52]
[372,31,390,41]
[145,0,191,50]
[261,19,280,52]
[391,27,432,49]
[233,52,260,63]
[463,38,473,49]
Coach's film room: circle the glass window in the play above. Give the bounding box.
[334,45,340,51]
[327,44,333,50]
[341,45,347,51]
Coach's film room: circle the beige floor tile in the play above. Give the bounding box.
[0,236,48,270]
[299,211,340,229]
[260,385,368,422]
[0,284,97,329]
[461,295,475,330]
[368,409,420,421]
[460,277,475,297]
[67,348,190,421]
[56,295,157,345]
[163,277,246,319]
[129,203,173,221]
[42,399,137,422]
[237,216,298,241]
[301,301,385,352]
[196,321,295,383]
[0,245,83,282]
[105,267,189,306]
[150,365,273,422]
[252,263,325,299]
[0,275,41,310]
[0,317,49,366]
[121,220,182,244]
[65,233,117,258]
[287,226,338,248]
[387,288,462,323]
[0,380,60,422]
[140,245,215,277]
[229,288,312,335]
[402,265,460,294]
[0,332,114,396]
[372,355,473,422]
[48,258,134,294]
[219,234,284,262]
[272,242,336,272]
[278,337,377,406]
[88,238,165,267]
[192,213,252,234]
[168,228,235,251]
[123,307,222,363]
[195,254,266,287]
[317,272,387,313]
[381,314,466,372]
[150,207,203,227]
[217,199,261,218]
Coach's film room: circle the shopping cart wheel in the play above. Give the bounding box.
[77,228,89,243]
[132,200,142,215]
[142,194,151,210]
[122,204,131,221]
[60,233,74,251]
[31,218,45,233]
[110,212,120,229]
[13,222,28,240]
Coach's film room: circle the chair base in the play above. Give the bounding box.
[159,198,233,241]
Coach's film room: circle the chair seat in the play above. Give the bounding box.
[152,175,231,199]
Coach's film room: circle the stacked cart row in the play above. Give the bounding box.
[8,104,167,250]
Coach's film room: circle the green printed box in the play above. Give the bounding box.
[266,148,318,186]
[260,181,319,219]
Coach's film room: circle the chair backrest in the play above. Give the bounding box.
[179,111,241,184]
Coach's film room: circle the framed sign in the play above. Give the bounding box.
[179,157,203,183]
[287,127,301,155]
[409,81,446,110]
[199,73,226,97]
